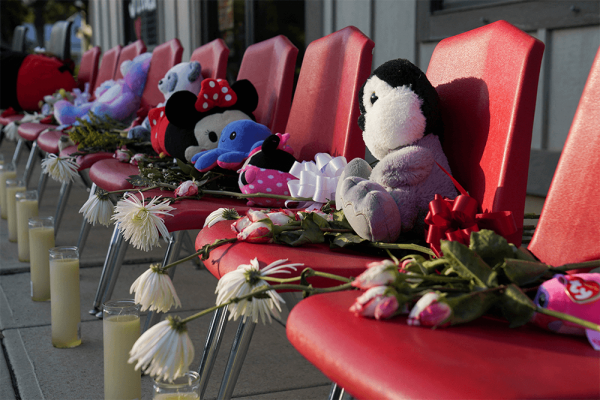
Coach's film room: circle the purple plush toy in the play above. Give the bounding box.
[53,53,152,126]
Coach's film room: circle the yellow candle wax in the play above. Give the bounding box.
[29,227,55,301]
[104,314,141,400]
[0,170,17,219]
[16,199,39,262]
[154,394,200,400]
[50,258,81,348]
[7,184,26,242]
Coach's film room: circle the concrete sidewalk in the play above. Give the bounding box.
[0,139,331,400]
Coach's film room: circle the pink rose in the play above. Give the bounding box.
[231,216,252,233]
[174,180,198,197]
[114,149,130,162]
[237,221,273,243]
[352,259,398,290]
[399,258,414,272]
[407,292,452,328]
[349,286,399,320]
[247,209,269,222]
[130,153,144,166]
[266,211,294,226]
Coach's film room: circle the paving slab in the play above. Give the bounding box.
[0,333,17,400]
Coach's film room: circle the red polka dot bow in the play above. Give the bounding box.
[194,79,237,112]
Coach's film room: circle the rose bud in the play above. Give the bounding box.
[407,292,452,328]
[130,153,144,166]
[352,259,399,290]
[231,216,252,233]
[174,180,198,197]
[114,149,131,162]
[349,286,399,320]
[237,221,273,243]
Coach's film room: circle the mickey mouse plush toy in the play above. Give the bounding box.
[336,59,457,243]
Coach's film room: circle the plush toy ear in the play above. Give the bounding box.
[248,134,296,172]
[188,61,202,82]
[231,79,259,114]
[165,90,202,128]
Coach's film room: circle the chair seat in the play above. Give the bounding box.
[60,145,113,171]
[18,122,57,141]
[37,130,65,154]
[135,188,252,232]
[0,114,24,126]
[287,291,600,400]
[89,158,139,192]
[195,220,384,286]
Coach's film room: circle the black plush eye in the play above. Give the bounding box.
[208,131,218,142]
[370,92,378,105]
[229,131,237,140]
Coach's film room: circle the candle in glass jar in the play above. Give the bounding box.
[16,190,39,262]
[153,372,201,400]
[29,217,55,301]
[6,179,26,242]
[0,161,17,220]
[103,299,141,400]
[49,247,81,348]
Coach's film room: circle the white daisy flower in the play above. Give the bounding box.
[112,193,174,251]
[130,263,182,312]
[41,154,80,183]
[203,207,241,228]
[2,122,18,141]
[79,190,113,226]
[215,258,303,324]
[128,316,194,382]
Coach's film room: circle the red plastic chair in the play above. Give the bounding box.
[77,46,101,93]
[190,26,375,399]
[190,38,229,80]
[286,45,600,400]
[237,35,298,135]
[91,45,122,97]
[113,40,147,80]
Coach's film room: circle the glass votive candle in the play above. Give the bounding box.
[0,161,17,219]
[6,179,27,242]
[49,246,81,348]
[16,190,39,262]
[28,217,55,301]
[153,372,200,400]
[103,299,142,400]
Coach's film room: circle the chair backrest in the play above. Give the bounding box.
[12,25,28,52]
[77,46,101,92]
[426,20,544,246]
[114,40,146,80]
[93,45,121,93]
[47,20,73,60]
[139,38,184,111]
[237,35,298,135]
[528,47,600,266]
[190,38,229,80]
[285,26,374,162]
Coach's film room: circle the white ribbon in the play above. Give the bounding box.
[287,153,347,204]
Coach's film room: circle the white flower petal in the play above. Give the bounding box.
[41,154,80,183]
[79,193,113,226]
[130,264,181,312]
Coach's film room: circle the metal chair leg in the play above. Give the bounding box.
[197,307,229,399]
[22,141,39,187]
[142,231,185,332]
[328,383,345,400]
[77,184,97,257]
[216,319,257,400]
[90,223,128,317]
[53,180,73,237]
[11,138,25,165]
[36,164,48,203]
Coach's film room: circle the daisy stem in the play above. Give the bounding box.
[367,242,435,257]
[535,306,600,332]
[160,238,238,271]
[180,282,354,324]
[199,189,313,202]
[261,268,353,284]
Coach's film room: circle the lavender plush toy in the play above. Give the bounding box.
[54,52,152,126]
[336,59,457,242]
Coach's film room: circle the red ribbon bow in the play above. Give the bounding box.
[194,79,237,112]
[425,163,517,257]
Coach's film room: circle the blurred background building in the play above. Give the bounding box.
[2,0,599,199]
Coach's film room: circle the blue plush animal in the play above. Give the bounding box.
[53,53,152,126]
[190,120,272,172]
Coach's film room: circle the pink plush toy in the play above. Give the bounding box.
[533,272,600,348]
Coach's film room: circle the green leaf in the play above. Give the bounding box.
[499,259,550,286]
[330,209,354,230]
[330,233,368,248]
[469,229,514,269]
[497,284,535,328]
[441,240,494,289]
[442,288,503,325]
[274,218,324,247]
[513,246,538,261]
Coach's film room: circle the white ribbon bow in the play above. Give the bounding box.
[287,153,347,204]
